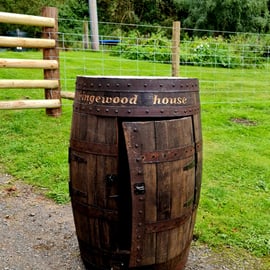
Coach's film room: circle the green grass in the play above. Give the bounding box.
[199,103,270,257]
[0,50,269,265]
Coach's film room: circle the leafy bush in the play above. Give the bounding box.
[111,31,172,63]
[111,33,270,69]
[179,35,267,68]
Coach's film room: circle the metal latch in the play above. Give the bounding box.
[134,183,145,195]
[106,174,118,186]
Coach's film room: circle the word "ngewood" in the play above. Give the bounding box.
[80,94,138,104]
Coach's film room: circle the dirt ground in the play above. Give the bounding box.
[0,172,266,270]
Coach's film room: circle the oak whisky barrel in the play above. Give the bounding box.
[69,76,202,270]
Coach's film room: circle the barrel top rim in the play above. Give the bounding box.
[77,75,197,80]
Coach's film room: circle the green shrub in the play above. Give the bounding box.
[181,35,266,68]
[111,31,172,63]
[112,33,270,69]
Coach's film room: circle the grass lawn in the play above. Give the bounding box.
[0,50,269,266]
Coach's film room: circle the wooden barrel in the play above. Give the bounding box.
[69,76,202,270]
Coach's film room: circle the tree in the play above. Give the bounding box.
[174,0,270,33]
[96,0,177,25]
[1,0,269,37]
[97,0,138,23]
[0,0,64,16]
[0,0,65,36]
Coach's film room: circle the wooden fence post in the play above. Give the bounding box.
[42,7,62,117]
[172,21,180,77]
[83,21,89,49]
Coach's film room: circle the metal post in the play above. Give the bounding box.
[89,0,99,51]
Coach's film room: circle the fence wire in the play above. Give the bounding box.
[57,20,270,106]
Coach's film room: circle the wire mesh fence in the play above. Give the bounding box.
[57,19,270,107]
[1,18,269,108]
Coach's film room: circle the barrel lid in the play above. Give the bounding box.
[77,75,195,79]
[76,76,199,92]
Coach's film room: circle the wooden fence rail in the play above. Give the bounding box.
[0,99,61,110]
[0,59,58,69]
[0,80,59,89]
[0,7,61,117]
[0,11,55,27]
[0,36,55,48]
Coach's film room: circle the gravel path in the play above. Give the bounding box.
[0,172,265,270]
